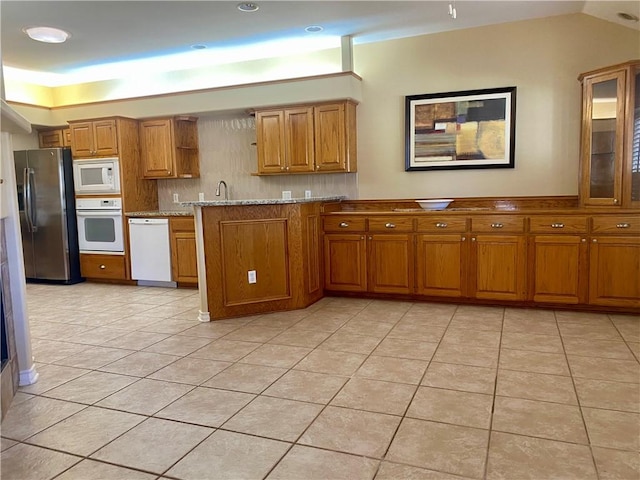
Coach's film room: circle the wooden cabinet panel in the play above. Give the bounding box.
[368,234,413,294]
[530,235,588,304]
[529,216,588,234]
[220,219,290,305]
[591,215,640,234]
[416,234,467,297]
[80,254,126,280]
[140,119,174,177]
[256,110,286,174]
[69,120,117,157]
[140,116,199,179]
[314,103,346,172]
[416,217,467,233]
[589,236,640,308]
[323,216,366,232]
[38,129,69,148]
[170,217,197,285]
[471,234,526,301]
[471,215,525,233]
[368,217,414,232]
[285,107,315,173]
[324,234,367,292]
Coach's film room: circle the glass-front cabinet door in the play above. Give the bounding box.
[579,60,640,208]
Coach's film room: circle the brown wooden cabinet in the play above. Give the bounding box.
[579,60,640,208]
[139,116,200,179]
[255,100,357,175]
[416,234,467,298]
[69,119,118,157]
[324,233,367,292]
[588,215,640,308]
[256,107,314,174]
[528,216,589,304]
[38,128,71,148]
[169,217,197,285]
[80,253,126,280]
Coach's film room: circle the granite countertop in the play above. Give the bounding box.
[125,211,193,217]
[180,196,346,207]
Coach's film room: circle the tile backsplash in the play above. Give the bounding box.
[157,113,358,211]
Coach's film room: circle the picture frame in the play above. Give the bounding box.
[405,86,516,171]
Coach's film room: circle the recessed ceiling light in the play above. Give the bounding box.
[617,11,639,22]
[237,3,259,12]
[191,44,207,50]
[22,26,70,43]
[305,25,324,33]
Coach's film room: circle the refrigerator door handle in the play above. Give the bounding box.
[24,167,38,232]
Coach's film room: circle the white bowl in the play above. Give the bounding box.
[416,199,454,210]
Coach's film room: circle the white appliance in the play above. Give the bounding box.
[76,198,124,253]
[128,218,174,286]
[73,158,120,195]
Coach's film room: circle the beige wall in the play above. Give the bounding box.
[353,14,640,199]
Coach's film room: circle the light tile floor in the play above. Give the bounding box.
[2,282,639,480]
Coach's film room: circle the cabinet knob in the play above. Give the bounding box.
[491,223,504,228]
[315,165,320,171]
[551,223,564,228]
[471,237,476,242]
[368,236,372,240]
[361,236,365,240]
[592,239,598,243]
[99,264,106,269]
[581,238,586,243]
[461,236,466,242]
[616,223,630,229]
[613,199,619,204]
[339,222,349,228]
[281,167,285,171]
[286,166,289,171]
[435,222,448,228]
[385,223,396,229]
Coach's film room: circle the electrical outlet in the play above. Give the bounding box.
[173,193,180,203]
[198,192,205,201]
[282,191,292,200]
[305,190,312,199]
[248,270,257,284]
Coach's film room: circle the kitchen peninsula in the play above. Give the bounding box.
[182,197,345,321]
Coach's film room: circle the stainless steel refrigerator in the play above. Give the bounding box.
[14,148,82,284]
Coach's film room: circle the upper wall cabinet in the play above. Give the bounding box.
[139,116,200,179]
[69,119,118,157]
[38,127,71,149]
[255,100,357,175]
[579,60,640,208]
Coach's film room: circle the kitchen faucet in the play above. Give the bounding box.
[215,180,229,200]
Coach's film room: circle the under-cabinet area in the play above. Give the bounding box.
[322,198,640,312]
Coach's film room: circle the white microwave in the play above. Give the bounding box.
[73,158,120,195]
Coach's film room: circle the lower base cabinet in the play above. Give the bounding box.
[169,217,197,285]
[80,253,127,280]
[529,235,588,304]
[470,235,527,301]
[323,234,367,292]
[589,236,640,308]
[415,234,467,298]
[368,234,413,294]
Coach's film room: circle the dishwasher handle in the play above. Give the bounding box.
[128,218,169,225]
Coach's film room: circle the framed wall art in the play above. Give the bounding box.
[405,86,516,171]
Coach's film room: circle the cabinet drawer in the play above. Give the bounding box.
[471,215,525,233]
[80,254,126,280]
[368,217,414,232]
[591,216,640,235]
[529,216,588,234]
[323,216,366,232]
[416,217,467,233]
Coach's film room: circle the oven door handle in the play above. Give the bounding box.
[76,210,122,217]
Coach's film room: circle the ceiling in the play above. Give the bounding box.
[1,1,639,78]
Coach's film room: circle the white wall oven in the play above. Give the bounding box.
[73,158,120,195]
[76,198,124,253]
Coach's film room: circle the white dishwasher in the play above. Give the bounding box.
[128,218,175,286]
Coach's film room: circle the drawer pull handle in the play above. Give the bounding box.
[435,222,448,228]
[339,222,349,228]
[491,223,504,228]
[385,223,396,229]
[99,264,106,270]
[616,223,630,229]
[551,223,564,228]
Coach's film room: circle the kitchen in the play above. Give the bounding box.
[1,4,639,479]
